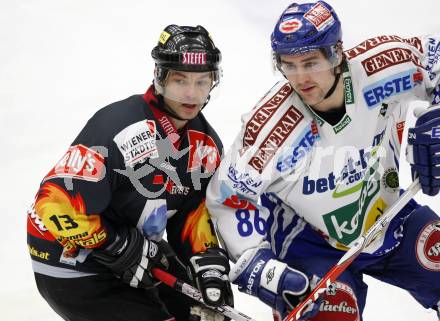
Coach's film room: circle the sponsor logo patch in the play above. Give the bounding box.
[346,35,423,59]
[28,245,50,260]
[152,174,190,195]
[227,165,262,196]
[344,76,354,104]
[265,266,275,284]
[246,259,265,294]
[44,144,105,182]
[333,114,351,134]
[277,122,319,172]
[243,83,293,148]
[248,106,303,173]
[159,31,171,44]
[182,52,207,65]
[363,70,416,108]
[416,221,440,271]
[114,120,158,166]
[361,47,422,76]
[279,18,302,33]
[321,159,381,245]
[304,2,334,31]
[309,281,360,321]
[427,38,440,81]
[187,130,220,173]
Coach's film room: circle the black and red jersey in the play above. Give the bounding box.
[27,85,223,277]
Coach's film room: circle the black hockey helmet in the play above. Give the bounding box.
[151,24,222,86]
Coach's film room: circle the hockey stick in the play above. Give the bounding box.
[152,268,258,321]
[284,179,421,321]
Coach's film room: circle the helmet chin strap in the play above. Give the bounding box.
[323,69,342,99]
[307,65,342,109]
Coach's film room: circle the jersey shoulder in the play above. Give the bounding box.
[190,112,223,154]
[343,35,429,109]
[241,80,313,146]
[344,34,425,61]
[87,94,150,141]
[344,35,425,82]
[238,80,315,175]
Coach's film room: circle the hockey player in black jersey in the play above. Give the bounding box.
[27,24,233,321]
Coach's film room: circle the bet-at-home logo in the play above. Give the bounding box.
[322,160,381,245]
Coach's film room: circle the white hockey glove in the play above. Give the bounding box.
[188,248,234,307]
[93,226,169,288]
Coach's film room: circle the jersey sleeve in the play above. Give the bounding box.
[33,112,120,257]
[205,129,267,261]
[419,35,440,105]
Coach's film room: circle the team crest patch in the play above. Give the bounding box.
[382,167,399,192]
[416,220,440,271]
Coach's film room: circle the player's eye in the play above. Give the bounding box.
[172,78,186,85]
[196,79,211,88]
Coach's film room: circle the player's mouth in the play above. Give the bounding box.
[299,85,316,94]
[181,103,198,111]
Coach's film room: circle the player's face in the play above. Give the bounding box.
[280,50,336,107]
[163,71,213,121]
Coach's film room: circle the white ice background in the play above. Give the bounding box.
[1,0,439,320]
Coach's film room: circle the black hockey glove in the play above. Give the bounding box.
[188,248,234,307]
[93,226,169,288]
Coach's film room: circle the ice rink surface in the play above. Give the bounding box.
[1,0,439,320]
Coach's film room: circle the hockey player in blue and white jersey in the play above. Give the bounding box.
[206,1,440,320]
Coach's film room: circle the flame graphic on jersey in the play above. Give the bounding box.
[181,200,218,253]
[35,182,106,256]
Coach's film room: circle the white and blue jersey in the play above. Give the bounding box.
[206,35,440,261]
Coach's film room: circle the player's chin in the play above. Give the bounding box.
[300,93,323,106]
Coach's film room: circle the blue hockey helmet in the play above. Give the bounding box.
[271,1,342,66]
